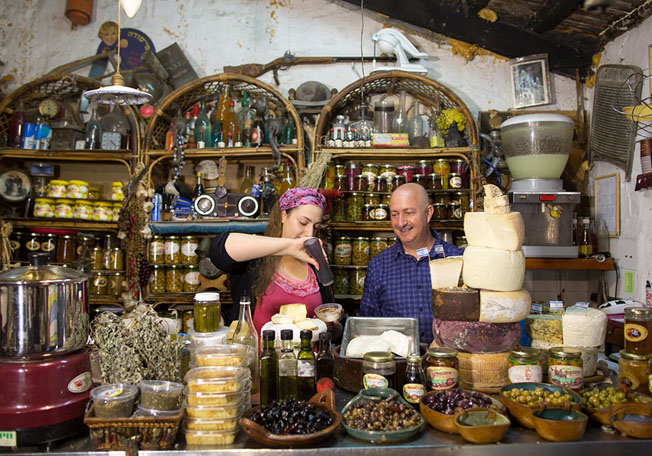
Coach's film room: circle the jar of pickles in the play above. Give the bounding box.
[362,163,379,180]
[332,196,346,222]
[107,272,125,296]
[379,164,397,179]
[181,236,199,264]
[366,175,377,192]
[618,350,651,394]
[149,265,166,293]
[103,247,124,270]
[385,177,395,193]
[433,159,450,179]
[184,265,201,292]
[508,348,542,383]
[335,174,347,191]
[333,267,349,295]
[166,264,184,292]
[423,347,459,391]
[149,235,165,264]
[372,204,389,221]
[345,193,364,221]
[349,267,366,295]
[624,308,652,354]
[352,237,370,265]
[416,160,433,176]
[334,235,352,265]
[370,237,388,258]
[548,347,583,389]
[90,272,108,295]
[365,193,380,206]
[323,163,336,190]
[165,236,181,264]
[433,203,447,220]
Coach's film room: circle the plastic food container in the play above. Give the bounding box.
[184,416,241,432]
[54,199,74,219]
[67,180,89,199]
[185,366,250,393]
[136,404,182,417]
[185,399,246,420]
[140,380,184,411]
[90,383,138,418]
[190,327,229,348]
[186,389,247,406]
[195,344,252,367]
[184,428,239,446]
[34,198,55,218]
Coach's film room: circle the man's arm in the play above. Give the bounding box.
[359,258,381,316]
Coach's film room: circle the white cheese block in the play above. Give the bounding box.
[483,184,511,214]
[380,330,410,358]
[271,313,293,325]
[296,319,319,331]
[464,212,525,251]
[562,305,608,348]
[479,289,531,323]
[345,336,391,357]
[462,246,525,292]
[279,303,307,323]
[430,256,463,289]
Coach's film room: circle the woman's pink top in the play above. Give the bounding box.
[252,264,322,337]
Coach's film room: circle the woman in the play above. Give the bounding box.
[209,187,332,336]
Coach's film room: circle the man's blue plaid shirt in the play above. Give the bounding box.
[359,229,464,344]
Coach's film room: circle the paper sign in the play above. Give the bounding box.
[0,431,16,447]
[416,247,430,259]
[624,270,635,294]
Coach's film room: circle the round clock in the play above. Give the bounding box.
[38,98,65,120]
[0,169,32,203]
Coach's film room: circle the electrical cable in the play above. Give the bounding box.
[481,157,502,189]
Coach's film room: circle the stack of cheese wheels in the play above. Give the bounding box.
[430,185,530,393]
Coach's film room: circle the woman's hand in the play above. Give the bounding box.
[280,237,326,270]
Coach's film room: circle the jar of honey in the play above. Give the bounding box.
[423,347,459,391]
[548,347,583,389]
[619,350,651,394]
[362,351,396,389]
[625,308,652,354]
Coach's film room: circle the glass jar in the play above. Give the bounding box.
[184,264,201,292]
[67,180,89,199]
[387,238,396,248]
[432,193,451,205]
[112,181,124,201]
[166,264,185,292]
[90,271,108,295]
[40,234,57,259]
[149,265,166,293]
[345,192,364,221]
[362,351,396,389]
[56,235,76,264]
[365,193,380,206]
[335,174,347,192]
[107,272,125,297]
[26,233,41,255]
[423,347,459,391]
[193,292,221,333]
[76,235,95,260]
[73,200,93,220]
[397,165,415,183]
[624,308,652,354]
[413,174,426,188]
[112,203,121,222]
[370,237,388,258]
[89,246,103,270]
[619,350,651,394]
[385,177,395,193]
[362,204,374,221]
[332,196,346,222]
[379,164,397,179]
[323,163,336,190]
[366,175,377,192]
[427,173,443,190]
[88,185,100,200]
[47,180,68,198]
[450,159,469,187]
[54,199,74,219]
[334,235,352,265]
[377,177,387,193]
[345,161,361,192]
[165,236,181,264]
[433,159,450,178]
[508,348,542,383]
[454,191,470,214]
[548,347,583,389]
[10,231,28,262]
[34,198,55,218]
[433,203,447,220]
[349,267,366,295]
[447,202,462,220]
[149,235,165,265]
[92,202,112,221]
[373,103,394,133]
[335,164,346,176]
[372,204,389,221]
[352,237,370,266]
[362,163,379,187]
[455,236,468,248]
[381,194,391,206]
[333,267,349,295]
[449,173,463,189]
[103,247,124,271]
[393,174,406,189]
[354,174,368,192]
[416,160,433,176]
[181,236,199,264]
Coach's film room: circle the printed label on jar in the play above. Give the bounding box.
[363,373,388,389]
[403,383,426,404]
[548,365,583,388]
[508,364,543,383]
[371,207,388,220]
[9,240,19,251]
[625,323,649,342]
[449,176,462,188]
[165,242,180,255]
[27,240,40,251]
[426,366,458,390]
[74,206,91,219]
[182,242,198,257]
[335,244,352,257]
[297,360,316,378]
[150,241,165,256]
[41,242,55,252]
[184,271,200,285]
[452,207,463,219]
[35,206,53,217]
[357,276,365,287]
[94,277,108,287]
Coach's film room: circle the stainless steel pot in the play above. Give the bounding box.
[0,252,89,360]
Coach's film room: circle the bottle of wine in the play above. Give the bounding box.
[259,330,277,405]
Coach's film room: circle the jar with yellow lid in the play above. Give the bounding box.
[34,198,55,218]
[67,180,89,199]
[184,265,201,292]
[47,180,68,198]
[423,347,459,391]
[149,265,166,293]
[548,347,583,389]
[73,200,93,220]
[112,182,125,201]
[103,247,124,271]
[88,185,100,200]
[107,272,125,297]
[619,350,651,394]
[181,236,199,264]
[92,202,112,221]
[149,235,165,265]
[624,308,652,354]
[166,265,184,292]
[54,199,74,219]
[508,348,542,383]
[165,236,181,264]
[362,351,395,389]
[112,203,121,222]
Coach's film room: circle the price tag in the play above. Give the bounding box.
[0,431,16,447]
[416,247,430,259]
[434,244,445,256]
[550,301,564,311]
[576,301,590,308]
[531,303,543,314]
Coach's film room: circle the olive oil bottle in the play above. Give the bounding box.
[297,330,316,401]
[277,329,298,400]
[260,330,277,405]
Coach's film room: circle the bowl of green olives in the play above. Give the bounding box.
[581,385,652,425]
[500,383,581,429]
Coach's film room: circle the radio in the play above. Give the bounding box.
[193,186,260,218]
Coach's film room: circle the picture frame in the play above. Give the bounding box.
[509,54,552,109]
[594,173,620,237]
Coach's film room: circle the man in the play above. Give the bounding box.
[359,183,463,344]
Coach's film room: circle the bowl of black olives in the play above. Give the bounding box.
[239,389,341,447]
[419,388,504,434]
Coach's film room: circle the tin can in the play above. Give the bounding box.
[151,193,162,222]
[20,123,36,149]
[35,124,52,150]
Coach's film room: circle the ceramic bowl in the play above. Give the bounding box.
[531,408,588,442]
[609,403,652,439]
[454,408,511,444]
[580,385,652,425]
[420,389,505,434]
[500,383,581,429]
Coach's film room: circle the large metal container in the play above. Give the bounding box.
[0,252,89,360]
[340,316,420,359]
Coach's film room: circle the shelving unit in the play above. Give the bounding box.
[6,218,119,231]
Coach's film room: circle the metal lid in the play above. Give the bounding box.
[407,354,422,363]
[619,349,651,361]
[427,347,458,358]
[167,236,180,240]
[354,236,370,241]
[500,113,574,129]
[510,347,539,360]
[0,252,88,285]
[363,351,394,362]
[183,235,198,240]
[549,347,582,359]
[625,308,652,317]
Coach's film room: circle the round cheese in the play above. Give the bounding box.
[562,305,607,348]
[479,289,531,323]
[526,314,563,344]
[464,212,525,251]
[432,318,521,353]
[462,246,525,292]
[431,287,481,321]
[431,288,531,323]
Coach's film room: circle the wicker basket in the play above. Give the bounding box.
[84,403,184,450]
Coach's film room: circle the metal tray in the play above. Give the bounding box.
[340,317,419,359]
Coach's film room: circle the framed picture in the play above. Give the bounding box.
[509,54,552,109]
[594,173,620,237]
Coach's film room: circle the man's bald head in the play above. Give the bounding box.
[390,183,430,209]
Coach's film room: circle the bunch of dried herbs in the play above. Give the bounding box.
[91,305,183,384]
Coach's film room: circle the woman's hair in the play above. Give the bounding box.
[250,204,286,301]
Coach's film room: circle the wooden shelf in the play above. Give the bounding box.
[525,257,615,271]
[6,218,119,231]
[322,146,472,160]
[0,148,134,162]
[330,221,464,231]
[149,219,269,235]
[146,292,233,306]
[89,296,123,306]
[146,146,301,158]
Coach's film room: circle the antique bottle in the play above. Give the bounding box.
[225,100,240,140]
[85,105,101,149]
[279,162,295,195]
[194,101,211,145]
[251,114,265,147]
[392,90,408,133]
[316,332,334,382]
[277,329,298,400]
[297,330,316,401]
[283,117,295,145]
[194,173,204,199]
[8,100,26,147]
[260,330,277,405]
[402,354,426,409]
[578,217,593,258]
[238,165,256,195]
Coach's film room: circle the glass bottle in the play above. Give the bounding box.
[210,106,222,148]
[194,173,204,198]
[184,111,194,149]
[297,330,316,401]
[596,219,609,254]
[216,87,230,129]
[260,330,277,405]
[165,122,175,151]
[8,100,26,147]
[242,108,254,148]
[590,218,599,255]
[85,105,101,149]
[233,295,259,393]
[316,332,334,382]
[194,101,211,146]
[578,217,593,258]
[279,162,295,195]
[391,90,408,133]
[225,100,240,140]
[251,113,265,147]
[277,329,298,400]
[100,105,130,148]
[197,129,206,149]
[235,130,243,147]
[402,354,426,409]
[239,165,256,195]
[407,102,430,147]
[571,213,578,246]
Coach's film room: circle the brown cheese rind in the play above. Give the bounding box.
[431,287,481,321]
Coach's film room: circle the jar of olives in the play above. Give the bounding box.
[149,265,166,293]
[433,203,447,220]
[352,237,370,266]
[548,347,583,389]
[149,235,165,265]
[184,265,201,292]
[333,267,350,295]
[165,236,181,264]
[335,174,347,191]
[362,351,396,389]
[370,237,388,258]
[365,193,380,206]
[372,204,389,221]
[334,235,352,265]
[332,196,346,222]
[90,272,108,295]
[181,236,199,264]
[624,308,652,354]
[345,193,364,221]
[618,350,651,394]
[166,264,185,292]
[423,347,459,391]
[354,174,368,192]
[349,267,366,295]
[508,348,542,383]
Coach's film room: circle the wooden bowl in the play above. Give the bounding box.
[609,403,652,439]
[420,389,505,434]
[500,383,581,429]
[239,389,341,447]
[531,409,588,442]
[580,385,652,425]
[454,408,511,444]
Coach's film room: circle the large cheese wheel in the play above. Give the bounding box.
[432,318,521,353]
[463,212,525,251]
[431,287,481,321]
[462,246,525,292]
[479,289,531,323]
[562,306,608,348]
[431,288,530,323]
[526,314,563,344]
